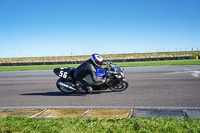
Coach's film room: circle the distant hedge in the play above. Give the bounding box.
[0,51,199,66]
[0,56,198,66]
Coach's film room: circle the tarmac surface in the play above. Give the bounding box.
[0,65,200,118]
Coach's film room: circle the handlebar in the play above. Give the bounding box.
[107,70,119,75]
[113,72,119,75]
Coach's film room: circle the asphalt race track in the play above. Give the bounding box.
[0,65,200,109]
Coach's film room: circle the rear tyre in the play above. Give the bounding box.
[109,79,129,92]
[56,78,76,93]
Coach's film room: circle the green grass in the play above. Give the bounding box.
[0,59,200,71]
[0,116,200,133]
[0,64,80,71]
[116,59,200,67]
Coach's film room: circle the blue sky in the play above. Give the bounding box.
[0,0,199,58]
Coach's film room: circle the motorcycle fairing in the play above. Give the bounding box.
[94,66,106,77]
[53,67,75,79]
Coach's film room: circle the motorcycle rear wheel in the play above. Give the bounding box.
[56,78,76,93]
[109,79,129,92]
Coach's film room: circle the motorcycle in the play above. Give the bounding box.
[53,61,129,93]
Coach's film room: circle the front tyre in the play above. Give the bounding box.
[56,78,76,93]
[109,79,129,92]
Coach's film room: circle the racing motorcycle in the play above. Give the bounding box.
[53,61,129,93]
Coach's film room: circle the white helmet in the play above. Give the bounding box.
[91,53,103,67]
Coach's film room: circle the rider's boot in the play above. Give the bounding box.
[85,86,93,94]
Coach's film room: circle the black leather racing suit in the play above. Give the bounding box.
[73,59,103,92]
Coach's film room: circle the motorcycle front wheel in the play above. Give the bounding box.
[109,79,129,92]
[56,78,76,93]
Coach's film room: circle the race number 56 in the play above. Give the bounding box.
[59,71,68,78]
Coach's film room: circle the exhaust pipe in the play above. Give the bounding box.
[57,82,76,91]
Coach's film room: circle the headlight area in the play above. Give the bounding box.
[116,75,122,79]
[121,71,125,77]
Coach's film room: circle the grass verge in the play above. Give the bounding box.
[0,116,200,133]
[0,59,200,71]
[116,59,200,67]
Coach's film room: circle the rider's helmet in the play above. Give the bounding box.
[91,53,103,67]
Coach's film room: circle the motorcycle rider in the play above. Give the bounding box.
[73,53,106,94]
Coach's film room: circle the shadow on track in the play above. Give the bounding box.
[20,90,113,96]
